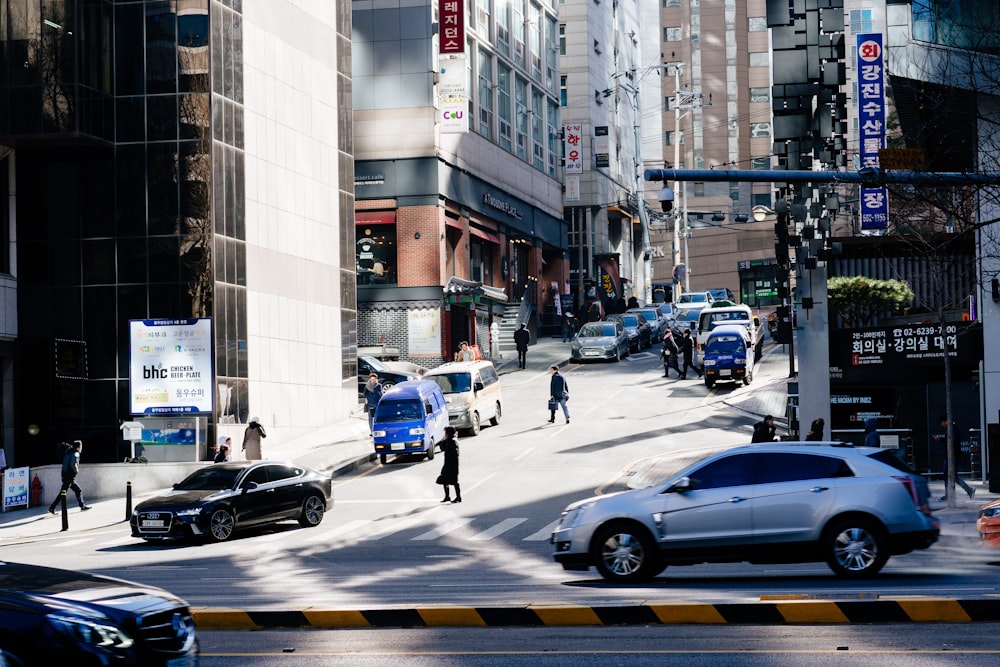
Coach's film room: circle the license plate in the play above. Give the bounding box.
[390,442,406,450]
[719,369,731,377]
[142,519,165,528]
[167,653,198,667]
[584,350,599,356]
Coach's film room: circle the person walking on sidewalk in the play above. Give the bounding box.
[437,426,461,504]
[242,417,267,460]
[363,374,383,435]
[679,330,702,379]
[661,330,681,378]
[933,413,975,500]
[49,440,90,514]
[548,365,570,424]
[514,323,530,369]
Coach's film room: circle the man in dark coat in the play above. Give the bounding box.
[548,365,570,424]
[752,415,776,443]
[679,330,702,379]
[661,330,681,378]
[437,426,461,503]
[48,440,91,513]
[513,323,530,369]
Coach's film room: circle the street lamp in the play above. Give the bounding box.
[752,205,774,222]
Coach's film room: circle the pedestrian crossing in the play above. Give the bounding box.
[11,516,562,550]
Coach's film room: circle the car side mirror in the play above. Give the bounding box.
[474,381,484,392]
[243,481,258,493]
[172,483,180,490]
[666,476,692,493]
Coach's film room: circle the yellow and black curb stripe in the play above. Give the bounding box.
[194,599,1000,629]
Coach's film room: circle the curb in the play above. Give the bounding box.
[191,598,1000,629]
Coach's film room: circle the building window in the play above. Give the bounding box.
[749,52,769,67]
[752,157,770,170]
[515,77,529,161]
[499,64,513,152]
[356,225,397,285]
[547,101,559,177]
[559,22,566,55]
[560,75,567,107]
[665,130,684,146]
[545,17,558,92]
[478,49,494,140]
[663,26,682,42]
[471,239,497,284]
[663,0,680,6]
[849,8,873,35]
[497,0,511,56]
[477,0,492,37]
[532,89,545,171]
[750,87,770,103]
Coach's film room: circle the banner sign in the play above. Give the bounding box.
[857,33,888,230]
[440,97,469,133]
[3,467,29,512]
[829,322,982,382]
[129,318,214,415]
[564,124,583,174]
[439,0,465,56]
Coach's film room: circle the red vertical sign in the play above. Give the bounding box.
[439,0,466,56]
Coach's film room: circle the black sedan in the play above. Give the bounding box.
[0,560,198,666]
[606,313,652,351]
[130,461,332,542]
[358,355,422,395]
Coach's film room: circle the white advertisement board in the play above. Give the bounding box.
[408,309,442,356]
[3,467,29,512]
[129,318,214,415]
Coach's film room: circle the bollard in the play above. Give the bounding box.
[59,491,69,532]
[125,481,132,521]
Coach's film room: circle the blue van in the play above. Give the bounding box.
[702,324,755,389]
[372,380,449,464]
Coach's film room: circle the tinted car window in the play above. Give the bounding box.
[243,467,269,486]
[176,467,240,490]
[689,454,757,490]
[266,464,303,482]
[868,448,918,474]
[757,453,854,484]
[704,335,745,355]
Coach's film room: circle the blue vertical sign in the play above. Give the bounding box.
[857,34,888,230]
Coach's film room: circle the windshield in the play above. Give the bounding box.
[176,467,241,491]
[679,293,707,303]
[580,323,615,337]
[363,356,389,372]
[619,315,640,327]
[374,399,423,422]
[677,310,700,323]
[704,335,745,355]
[426,372,472,394]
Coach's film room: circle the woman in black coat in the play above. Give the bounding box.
[437,426,461,503]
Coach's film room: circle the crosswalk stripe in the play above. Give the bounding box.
[522,520,559,541]
[468,518,526,540]
[361,515,428,541]
[101,534,140,547]
[51,538,93,548]
[305,519,371,542]
[413,518,474,540]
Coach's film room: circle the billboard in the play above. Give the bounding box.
[129,318,214,415]
[857,33,888,231]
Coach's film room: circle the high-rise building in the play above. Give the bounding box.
[0,0,354,466]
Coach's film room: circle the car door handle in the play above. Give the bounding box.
[809,486,829,493]
[727,496,746,503]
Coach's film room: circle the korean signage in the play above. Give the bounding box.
[129,319,214,415]
[565,175,580,202]
[830,322,982,383]
[438,0,465,56]
[857,33,888,231]
[564,124,583,174]
[594,126,609,169]
[440,97,468,134]
[3,467,29,512]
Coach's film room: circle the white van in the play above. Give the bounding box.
[696,304,764,359]
[423,361,502,436]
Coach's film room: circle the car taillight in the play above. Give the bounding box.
[894,476,931,515]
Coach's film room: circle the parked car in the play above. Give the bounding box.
[674,291,714,311]
[358,355,422,395]
[976,498,1000,546]
[571,321,630,362]
[606,313,652,352]
[625,307,667,343]
[423,360,502,436]
[551,443,939,582]
[706,287,737,303]
[131,461,332,542]
[667,307,702,338]
[0,560,198,666]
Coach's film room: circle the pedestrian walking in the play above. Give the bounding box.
[214,436,232,462]
[547,365,570,424]
[562,312,575,342]
[363,373,383,435]
[751,415,776,443]
[804,418,825,441]
[863,417,880,448]
[48,440,90,514]
[933,413,975,500]
[661,330,681,378]
[436,425,461,503]
[242,417,267,460]
[679,330,702,379]
[514,323,530,369]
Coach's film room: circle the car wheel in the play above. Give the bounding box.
[614,348,621,362]
[0,645,27,667]
[489,402,501,426]
[380,380,395,393]
[705,378,715,389]
[592,523,659,582]
[824,518,889,578]
[379,453,387,464]
[426,438,435,460]
[468,412,481,436]
[207,508,236,542]
[298,494,326,527]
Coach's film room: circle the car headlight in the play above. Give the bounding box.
[50,614,134,650]
[175,507,202,517]
[703,359,717,367]
[559,501,596,530]
[409,427,426,435]
[373,430,386,437]
[981,507,1000,519]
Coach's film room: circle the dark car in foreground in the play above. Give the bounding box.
[552,443,938,582]
[0,560,198,666]
[131,461,332,542]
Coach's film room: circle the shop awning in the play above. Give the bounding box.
[356,211,396,225]
[469,226,500,244]
[443,276,508,304]
[446,218,464,231]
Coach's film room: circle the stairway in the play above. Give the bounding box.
[496,304,522,358]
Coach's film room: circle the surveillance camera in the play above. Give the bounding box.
[657,186,674,212]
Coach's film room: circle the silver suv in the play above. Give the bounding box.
[551,443,939,582]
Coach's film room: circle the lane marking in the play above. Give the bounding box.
[305,519,371,542]
[523,520,559,541]
[413,518,474,540]
[468,518,526,540]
